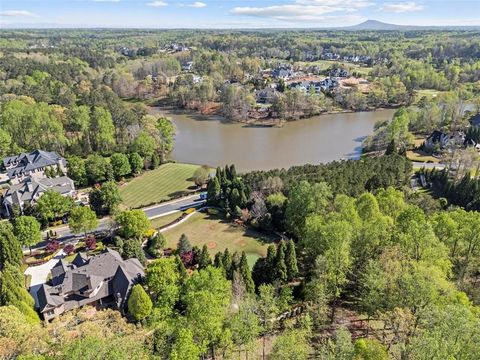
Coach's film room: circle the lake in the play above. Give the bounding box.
[152,108,396,172]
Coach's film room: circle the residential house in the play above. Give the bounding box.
[425,130,466,150]
[2,150,67,184]
[329,68,349,78]
[37,249,144,321]
[255,88,279,104]
[3,176,75,217]
[272,66,293,80]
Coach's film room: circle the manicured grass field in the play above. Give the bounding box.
[150,212,183,229]
[162,211,277,267]
[119,163,200,209]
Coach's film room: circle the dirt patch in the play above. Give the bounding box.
[207,241,217,249]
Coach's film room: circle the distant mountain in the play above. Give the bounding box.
[346,20,413,31]
[344,19,480,31]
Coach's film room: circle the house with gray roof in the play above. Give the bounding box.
[36,249,144,321]
[2,149,67,184]
[2,176,75,217]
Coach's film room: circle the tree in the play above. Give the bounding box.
[270,329,311,360]
[222,248,233,279]
[0,264,39,323]
[67,156,87,187]
[90,106,115,153]
[116,210,150,239]
[13,216,42,254]
[230,299,261,358]
[129,152,144,176]
[127,284,152,321]
[85,154,112,184]
[170,328,201,360]
[239,252,255,293]
[147,232,166,258]
[193,165,210,187]
[198,244,211,269]
[122,239,145,263]
[89,181,122,216]
[183,267,231,356]
[257,284,279,359]
[207,176,221,204]
[68,206,98,237]
[35,190,73,222]
[177,233,192,257]
[110,153,131,180]
[0,128,12,158]
[354,338,389,360]
[146,258,181,318]
[285,181,332,238]
[275,241,288,283]
[130,131,157,160]
[156,117,175,162]
[285,240,298,281]
[0,222,22,271]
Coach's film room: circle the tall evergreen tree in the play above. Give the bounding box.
[177,234,192,257]
[175,255,188,284]
[285,240,298,281]
[0,223,22,271]
[239,252,255,293]
[265,244,277,283]
[207,176,221,204]
[222,248,233,280]
[275,241,288,283]
[213,251,226,277]
[198,245,211,269]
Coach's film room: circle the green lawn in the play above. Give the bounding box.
[150,212,183,229]
[119,163,200,209]
[162,211,277,267]
[297,59,373,76]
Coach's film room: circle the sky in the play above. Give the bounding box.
[1,0,479,29]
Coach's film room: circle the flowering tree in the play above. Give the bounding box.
[64,244,75,255]
[85,237,97,250]
[46,240,60,253]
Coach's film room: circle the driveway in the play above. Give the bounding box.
[25,248,66,307]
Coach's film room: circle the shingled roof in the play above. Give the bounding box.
[36,248,144,319]
[3,150,66,178]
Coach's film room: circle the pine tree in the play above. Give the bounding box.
[213,251,226,277]
[177,234,192,256]
[222,248,233,280]
[275,241,288,283]
[207,176,221,204]
[265,244,277,283]
[285,240,298,281]
[239,252,255,293]
[0,222,22,271]
[128,284,152,321]
[229,164,237,180]
[216,166,224,186]
[198,245,211,269]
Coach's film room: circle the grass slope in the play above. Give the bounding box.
[119,163,199,209]
[162,211,277,267]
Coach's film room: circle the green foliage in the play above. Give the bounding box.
[68,206,98,236]
[13,216,42,249]
[177,233,192,257]
[270,328,311,360]
[127,284,152,321]
[110,153,132,180]
[129,152,144,176]
[146,258,181,317]
[89,181,122,215]
[35,189,73,222]
[67,156,87,187]
[115,210,150,239]
[0,223,23,271]
[198,244,211,269]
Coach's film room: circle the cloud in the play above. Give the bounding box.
[0,10,38,17]
[147,1,168,7]
[189,2,207,8]
[231,0,373,22]
[380,2,424,13]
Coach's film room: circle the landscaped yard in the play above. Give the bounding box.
[119,162,200,208]
[162,211,277,267]
[150,212,183,229]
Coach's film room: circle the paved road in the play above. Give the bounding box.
[40,194,205,244]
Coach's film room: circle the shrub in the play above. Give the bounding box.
[85,237,97,250]
[64,244,75,255]
[45,240,60,253]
